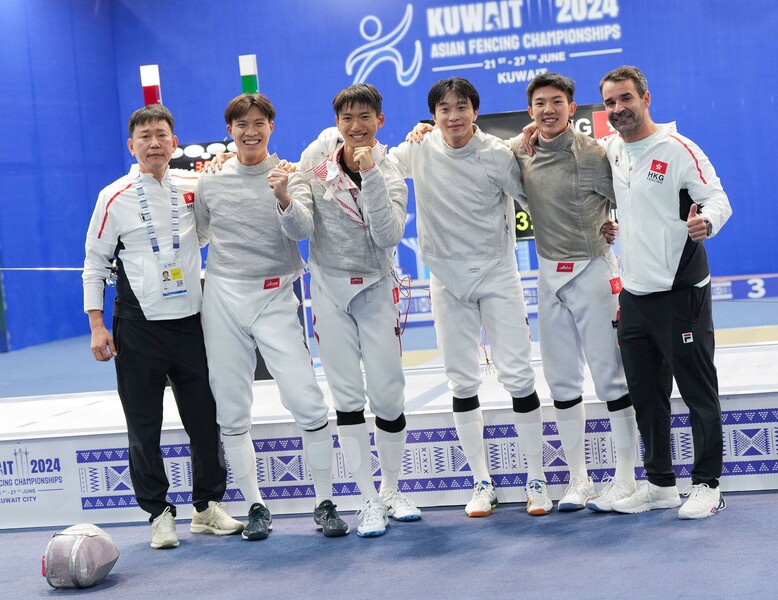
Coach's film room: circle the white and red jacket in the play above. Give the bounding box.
[83,167,203,320]
[603,123,732,294]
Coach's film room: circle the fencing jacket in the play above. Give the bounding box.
[283,141,408,279]
[195,154,305,280]
[511,126,614,262]
[387,127,524,299]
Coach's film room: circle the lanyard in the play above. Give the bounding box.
[134,175,179,256]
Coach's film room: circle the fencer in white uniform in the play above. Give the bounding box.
[196,94,348,540]
[510,73,638,513]
[280,84,421,538]
[390,78,551,517]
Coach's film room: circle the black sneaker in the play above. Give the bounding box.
[242,503,272,541]
[313,500,350,537]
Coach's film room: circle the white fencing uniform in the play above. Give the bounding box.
[196,154,332,508]
[389,128,536,399]
[285,141,408,421]
[389,128,543,491]
[430,257,533,399]
[308,270,405,420]
[536,253,628,403]
[201,272,328,433]
[511,126,637,496]
[282,139,412,516]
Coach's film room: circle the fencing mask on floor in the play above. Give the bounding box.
[42,524,120,588]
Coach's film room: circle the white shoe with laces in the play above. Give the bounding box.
[356,497,389,537]
[526,479,553,515]
[678,483,726,519]
[380,488,422,521]
[190,501,244,535]
[558,476,595,512]
[465,480,498,517]
[587,477,637,513]
[612,481,681,514]
[150,506,179,549]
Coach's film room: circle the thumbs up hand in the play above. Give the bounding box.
[687,203,709,242]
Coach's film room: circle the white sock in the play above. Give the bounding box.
[453,408,491,483]
[221,431,264,506]
[301,425,335,506]
[609,406,638,483]
[375,427,406,494]
[555,402,589,481]
[513,408,545,482]
[337,422,378,501]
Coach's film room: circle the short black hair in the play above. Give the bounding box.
[332,83,383,116]
[427,77,480,115]
[128,104,174,137]
[599,65,649,98]
[526,73,575,105]
[224,93,276,125]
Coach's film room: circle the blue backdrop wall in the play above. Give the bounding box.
[0,0,775,350]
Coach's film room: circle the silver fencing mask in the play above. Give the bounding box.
[42,524,120,588]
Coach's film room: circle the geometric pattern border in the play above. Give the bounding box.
[77,407,778,511]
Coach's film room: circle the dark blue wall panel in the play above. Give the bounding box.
[0,0,124,350]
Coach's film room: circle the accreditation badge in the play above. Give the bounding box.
[159,259,188,298]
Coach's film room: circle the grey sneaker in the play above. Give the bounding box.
[190,501,244,535]
[151,506,179,549]
[243,502,273,540]
[313,500,350,537]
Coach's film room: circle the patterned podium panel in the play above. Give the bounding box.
[2,393,777,528]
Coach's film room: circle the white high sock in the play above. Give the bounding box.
[513,408,545,482]
[453,408,491,483]
[221,431,264,506]
[301,425,335,506]
[609,406,638,483]
[337,422,378,501]
[375,427,406,494]
[555,402,589,481]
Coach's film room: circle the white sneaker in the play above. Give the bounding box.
[380,488,422,522]
[612,481,681,514]
[558,476,595,512]
[526,479,553,516]
[586,477,637,512]
[678,484,726,519]
[356,497,389,537]
[190,501,244,535]
[465,480,498,517]
[150,506,179,549]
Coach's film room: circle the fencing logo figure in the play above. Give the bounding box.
[346,4,422,87]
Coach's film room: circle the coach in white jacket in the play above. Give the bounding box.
[83,105,242,549]
[599,66,732,519]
